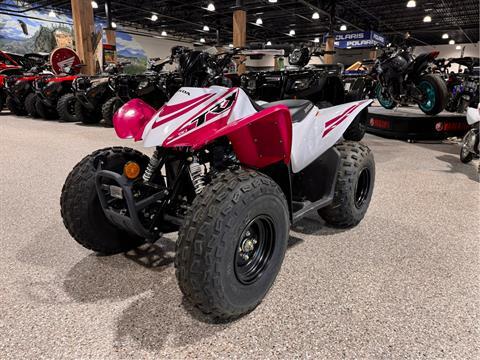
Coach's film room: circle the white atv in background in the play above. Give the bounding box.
[60,85,375,320]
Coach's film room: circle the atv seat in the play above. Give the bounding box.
[260,99,314,123]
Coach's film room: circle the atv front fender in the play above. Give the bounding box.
[165,105,293,169]
[113,98,156,140]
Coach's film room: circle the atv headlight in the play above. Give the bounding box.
[138,80,149,89]
[291,78,311,91]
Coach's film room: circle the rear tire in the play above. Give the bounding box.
[417,74,448,115]
[57,93,78,122]
[318,141,375,228]
[0,92,5,111]
[75,99,103,124]
[24,93,40,118]
[102,97,124,127]
[175,169,289,320]
[35,97,58,120]
[60,147,149,254]
[6,96,27,116]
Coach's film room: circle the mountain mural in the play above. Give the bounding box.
[0,0,148,73]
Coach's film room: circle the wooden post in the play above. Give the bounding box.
[233,9,246,74]
[324,35,335,64]
[71,0,95,75]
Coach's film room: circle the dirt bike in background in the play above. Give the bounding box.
[374,46,448,115]
[460,106,480,163]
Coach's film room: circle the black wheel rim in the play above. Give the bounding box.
[235,215,275,285]
[355,167,371,209]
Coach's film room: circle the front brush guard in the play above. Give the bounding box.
[95,170,167,240]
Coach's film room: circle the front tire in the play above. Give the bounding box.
[24,93,40,118]
[175,169,289,320]
[417,74,448,115]
[60,147,149,254]
[375,84,397,110]
[57,93,78,122]
[75,99,103,124]
[35,97,58,120]
[319,141,375,228]
[460,130,476,163]
[102,97,124,127]
[6,96,27,116]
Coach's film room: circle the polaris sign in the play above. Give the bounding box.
[324,31,386,49]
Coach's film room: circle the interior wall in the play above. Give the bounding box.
[133,35,193,59]
[413,43,479,59]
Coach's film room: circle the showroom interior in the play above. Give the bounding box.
[0,0,479,358]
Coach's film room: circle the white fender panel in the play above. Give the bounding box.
[290,100,372,173]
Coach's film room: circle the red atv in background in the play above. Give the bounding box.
[3,53,52,116]
[34,48,82,121]
[0,51,25,111]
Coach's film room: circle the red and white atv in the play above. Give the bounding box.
[61,85,375,320]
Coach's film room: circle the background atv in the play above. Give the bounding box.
[60,83,374,321]
[74,62,128,125]
[242,48,366,141]
[101,58,177,126]
[3,53,51,116]
[35,63,83,121]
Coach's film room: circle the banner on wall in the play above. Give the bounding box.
[103,44,117,64]
[324,31,386,49]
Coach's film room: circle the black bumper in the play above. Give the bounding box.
[95,170,167,240]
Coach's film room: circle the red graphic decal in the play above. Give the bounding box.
[322,102,365,137]
[152,93,215,129]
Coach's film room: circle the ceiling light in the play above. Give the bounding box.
[314,37,320,43]
[161,30,167,36]
[266,41,272,46]
[151,14,158,21]
[48,10,56,17]
[442,33,449,39]
[449,39,455,44]
[91,1,98,9]
[229,44,234,48]
[200,38,206,43]
[423,15,431,22]
[207,2,215,11]
[203,25,210,31]
[312,12,320,20]
[340,24,347,31]
[256,17,263,25]
[289,29,295,36]
[111,22,117,28]
[456,45,461,50]
[406,1,416,8]
[268,0,278,3]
